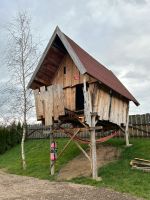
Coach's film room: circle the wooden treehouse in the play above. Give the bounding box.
[28,26,139,180]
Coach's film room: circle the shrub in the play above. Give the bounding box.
[0,122,22,154]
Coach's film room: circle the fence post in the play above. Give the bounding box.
[125,104,132,147]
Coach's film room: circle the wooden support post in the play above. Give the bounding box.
[50,132,55,175]
[125,104,132,147]
[90,115,98,180]
[74,141,91,162]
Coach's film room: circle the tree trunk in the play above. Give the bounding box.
[21,124,26,170]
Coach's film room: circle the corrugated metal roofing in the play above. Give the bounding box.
[65,35,139,106]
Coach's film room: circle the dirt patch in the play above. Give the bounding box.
[57,145,120,180]
[0,171,141,200]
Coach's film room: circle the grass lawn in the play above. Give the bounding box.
[72,138,150,199]
[0,139,83,180]
[0,138,150,199]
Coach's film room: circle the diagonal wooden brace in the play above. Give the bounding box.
[74,141,91,162]
[57,128,80,159]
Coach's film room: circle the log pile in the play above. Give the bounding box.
[130,158,150,172]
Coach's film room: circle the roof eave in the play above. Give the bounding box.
[27,26,86,89]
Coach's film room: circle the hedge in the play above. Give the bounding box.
[0,123,22,154]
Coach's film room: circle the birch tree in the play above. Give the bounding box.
[6,11,39,169]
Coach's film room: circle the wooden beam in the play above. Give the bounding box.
[91,115,98,179]
[46,55,62,66]
[50,132,55,175]
[57,128,80,160]
[52,126,103,134]
[38,70,53,79]
[33,80,43,87]
[74,141,91,162]
[35,77,50,85]
[42,65,57,73]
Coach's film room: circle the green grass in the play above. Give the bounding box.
[0,138,84,180]
[0,138,150,199]
[72,138,150,199]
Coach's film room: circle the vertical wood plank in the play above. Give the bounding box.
[83,76,92,126]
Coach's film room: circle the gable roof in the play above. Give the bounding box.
[28,26,139,106]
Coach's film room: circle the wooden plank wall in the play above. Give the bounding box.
[109,96,128,125]
[33,89,44,120]
[96,89,110,121]
[33,85,65,126]
[34,53,129,126]
[52,54,95,87]
[51,54,96,111]
[84,82,129,126]
[64,87,76,111]
[52,54,84,87]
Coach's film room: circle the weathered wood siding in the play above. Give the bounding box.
[33,89,44,120]
[64,87,76,111]
[109,96,128,125]
[52,54,84,87]
[34,85,64,125]
[34,54,129,126]
[52,54,96,87]
[52,54,96,111]
[84,81,129,126]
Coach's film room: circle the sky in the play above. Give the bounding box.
[0,0,150,118]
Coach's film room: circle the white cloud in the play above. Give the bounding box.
[0,0,150,119]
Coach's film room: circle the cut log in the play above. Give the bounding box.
[130,158,150,172]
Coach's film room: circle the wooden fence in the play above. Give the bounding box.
[27,114,150,139]
[27,124,111,139]
[128,113,150,137]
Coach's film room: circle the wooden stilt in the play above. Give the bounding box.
[50,132,55,175]
[90,115,98,179]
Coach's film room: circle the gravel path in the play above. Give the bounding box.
[0,171,142,200]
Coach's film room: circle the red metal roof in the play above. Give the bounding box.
[65,35,139,106]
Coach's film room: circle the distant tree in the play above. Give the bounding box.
[5,11,39,169]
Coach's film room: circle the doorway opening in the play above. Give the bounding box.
[76,84,84,111]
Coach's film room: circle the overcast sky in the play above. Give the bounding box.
[0,0,150,116]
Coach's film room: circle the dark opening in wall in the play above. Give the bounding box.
[76,84,84,111]
[64,66,66,74]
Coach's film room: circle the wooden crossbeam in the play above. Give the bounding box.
[52,126,103,134]
[57,128,80,160]
[74,141,91,162]
[50,128,80,170]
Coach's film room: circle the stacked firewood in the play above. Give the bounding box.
[130,158,150,172]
